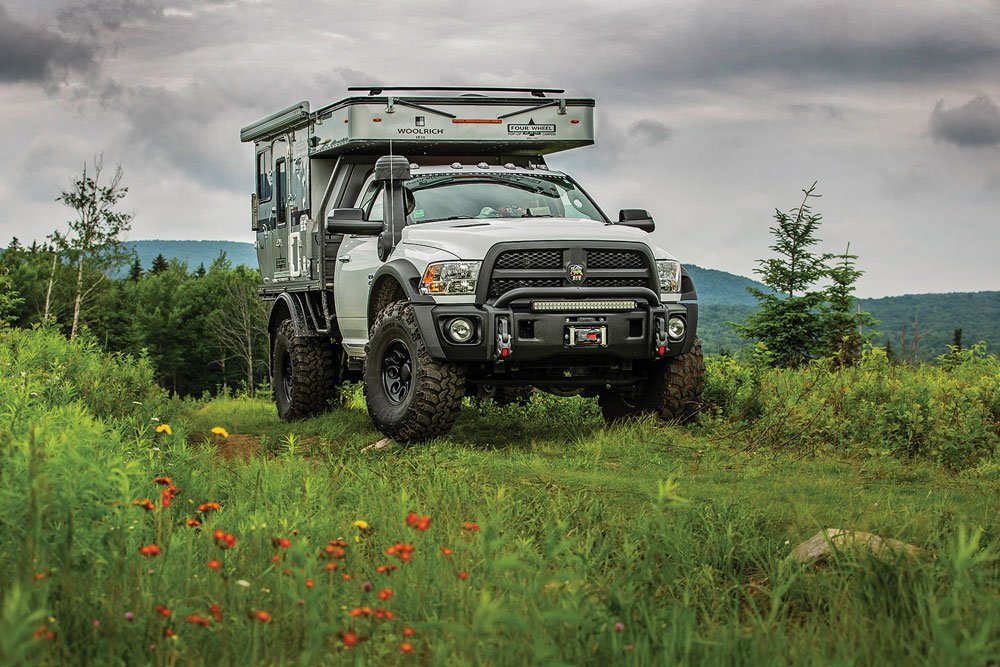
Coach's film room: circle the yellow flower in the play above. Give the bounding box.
[211,427,229,438]
[352,520,369,530]
[155,424,173,436]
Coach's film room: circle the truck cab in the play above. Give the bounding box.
[241,87,703,441]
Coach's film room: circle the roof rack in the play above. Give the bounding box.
[347,86,565,98]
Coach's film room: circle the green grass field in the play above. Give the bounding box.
[2,328,998,665]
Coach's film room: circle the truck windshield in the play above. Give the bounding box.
[403,172,607,223]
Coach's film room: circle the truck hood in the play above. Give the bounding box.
[400,218,675,260]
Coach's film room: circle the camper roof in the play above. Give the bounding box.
[240,87,596,157]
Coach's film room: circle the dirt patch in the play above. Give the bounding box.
[212,434,261,461]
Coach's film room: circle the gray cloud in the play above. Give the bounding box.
[787,103,845,121]
[0,4,99,83]
[929,93,1000,147]
[56,0,163,35]
[629,119,673,146]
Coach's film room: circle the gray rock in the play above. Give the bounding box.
[791,528,924,563]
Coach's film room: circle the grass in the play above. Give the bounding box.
[2,327,998,665]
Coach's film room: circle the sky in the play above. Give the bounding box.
[1,0,998,298]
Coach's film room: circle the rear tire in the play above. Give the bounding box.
[364,301,465,442]
[273,319,339,420]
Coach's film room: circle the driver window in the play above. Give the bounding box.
[359,181,383,222]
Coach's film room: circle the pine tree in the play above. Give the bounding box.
[195,263,207,278]
[822,244,876,364]
[734,183,833,367]
[150,253,169,275]
[128,258,143,281]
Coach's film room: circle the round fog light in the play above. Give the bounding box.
[667,316,686,340]
[447,318,474,343]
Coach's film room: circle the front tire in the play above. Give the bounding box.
[598,338,705,424]
[364,301,465,442]
[272,319,340,420]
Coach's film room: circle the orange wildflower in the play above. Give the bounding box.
[249,609,271,623]
[32,572,48,581]
[341,573,351,580]
[340,630,359,648]
[463,523,480,532]
[305,578,315,590]
[186,518,201,527]
[402,626,415,637]
[207,559,221,571]
[162,627,174,638]
[457,571,469,581]
[208,604,223,622]
[153,476,174,487]
[400,642,413,653]
[32,624,55,641]
[350,606,372,617]
[406,511,431,531]
[199,502,221,513]
[323,562,338,571]
[154,604,172,618]
[375,608,394,620]
[133,498,156,511]
[186,614,211,627]
[139,544,161,557]
[272,537,292,549]
[439,547,453,556]
[378,588,393,601]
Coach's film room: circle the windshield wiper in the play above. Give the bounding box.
[420,215,477,223]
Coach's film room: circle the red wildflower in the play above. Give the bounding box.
[400,642,413,653]
[462,523,480,532]
[340,630,359,648]
[350,607,372,617]
[323,562,338,571]
[341,574,351,581]
[32,572,48,581]
[33,624,56,641]
[213,530,236,549]
[213,528,225,541]
[406,511,418,527]
[133,498,156,511]
[249,609,271,623]
[305,578,315,590]
[457,571,469,581]
[186,614,210,627]
[402,626,415,637]
[154,604,172,618]
[374,608,394,620]
[161,489,173,508]
[186,518,201,527]
[153,476,174,487]
[272,537,292,549]
[378,587,393,601]
[385,543,414,562]
[439,547,453,556]
[271,554,281,563]
[162,627,174,638]
[208,604,223,622]
[324,545,346,559]
[199,502,221,513]
[139,544,161,557]
[207,559,221,571]
[406,511,431,531]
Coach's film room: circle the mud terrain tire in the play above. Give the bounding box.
[273,319,339,420]
[598,338,705,424]
[364,301,465,442]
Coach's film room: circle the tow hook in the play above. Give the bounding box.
[654,318,668,356]
[495,318,513,359]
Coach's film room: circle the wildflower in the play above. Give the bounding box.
[186,518,201,527]
[92,619,100,628]
[33,624,55,641]
[406,512,431,531]
[249,609,271,623]
[236,579,250,588]
[323,562,338,571]
[211,427,229,438]
[352,520,369,530]
[133,498,156,511]
[385,543,414,562]
[154,604,172,618]
[214,530,236,549]
[161,488,174,508]
[162,628,174,638]
[375,608,394,620]
[305,578,315,590]
[199,502,221,513]
[402,626,415,637]
[457,571,469,581]
[186,614,211,627]
[32,572,48,581]
[341,574,351,581]
[340,630,359,648]
[614,622,625,633]
[271,554,281,563]
[439,547,453,556]
[155,424,172,435]
[208,604,223,622]
[362,580,373,591]
[324,544,346,559]
[272,537,292,549]
[462,523,480,532]
[139,544,161,557]
[350,606,372,617]
[207,559,221,571]
[153,476,174,487]
[124,611,135,622]
[378,588,393,601]
[400,642,413,653]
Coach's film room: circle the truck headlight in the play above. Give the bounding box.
[420,261,481,295]
[656,260,681,294]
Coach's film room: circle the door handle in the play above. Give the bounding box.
[337,255,351,263]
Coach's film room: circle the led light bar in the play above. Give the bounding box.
[531,299,637,312]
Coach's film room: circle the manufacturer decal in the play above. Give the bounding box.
[567,263,585,284]
[397,128,444,135]
[508,118,556,136]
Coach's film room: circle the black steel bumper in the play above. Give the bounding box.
[412,287,698,364]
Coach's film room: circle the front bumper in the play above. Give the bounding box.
[413,287,698,364]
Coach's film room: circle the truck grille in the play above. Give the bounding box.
[486,245,654,300]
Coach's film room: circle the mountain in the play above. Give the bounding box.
[124,240,257,274]
[124,240,999,360]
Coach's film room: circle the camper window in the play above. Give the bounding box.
[256,149,272,202]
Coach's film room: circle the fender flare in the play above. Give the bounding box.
[367,259,434,323]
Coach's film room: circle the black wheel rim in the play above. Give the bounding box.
[382,340,412,405]
[281,351,293,404]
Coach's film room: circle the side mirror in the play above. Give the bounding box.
[326,208,384,235]
[618,209,655,232]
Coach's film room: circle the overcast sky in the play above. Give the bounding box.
[1,0,998,297]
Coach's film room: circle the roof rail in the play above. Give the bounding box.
[346,86,565,98]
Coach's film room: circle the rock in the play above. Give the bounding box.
[791,528,924,564]
[361,437,395,453]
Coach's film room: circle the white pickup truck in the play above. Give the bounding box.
[241,86,703,441]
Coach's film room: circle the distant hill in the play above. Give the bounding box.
[124,240,257,274]
[124,239,999,360]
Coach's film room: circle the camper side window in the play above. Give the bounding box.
[256,149,272,202]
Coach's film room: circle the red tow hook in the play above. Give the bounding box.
[654,318,669,356]
[495,318,512,360]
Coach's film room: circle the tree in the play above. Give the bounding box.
[194,263,206,278]
[150,253,169,275]
[52,156,133,339]
[734,183,872,367]
[206,262,268,396]
[0,269,23,326]
[128,257,143,281]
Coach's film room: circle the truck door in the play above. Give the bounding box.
[334,179,384,351]
[254,146,273,282]
[271,139,290,280]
